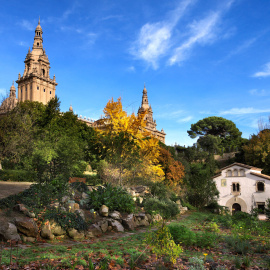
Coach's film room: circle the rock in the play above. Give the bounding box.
[13,204,35,218]
[97,220,108,233]
[179,206,188,214]
[50,202,60,210]
[40,221,54,240]
[108,219,124,232]
[152,214,163,223]
[99,205,109,217]
[82,192,89,200]
[107,226,112,231]
[109,211,121,220]
[146,214,152,223]
[88,186,93,192]
[88,224,102,237]
[14,217,38,238]
[86,231,95,238]
[75,209,85,220]
[0,222,21,241]
[122,214,135,231]
[21,235,36,243]
[50,222,66,236]
[138,219,149,227]
[62,196,70,204]
[67,228,84,240]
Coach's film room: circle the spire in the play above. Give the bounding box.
[38,16,40,25]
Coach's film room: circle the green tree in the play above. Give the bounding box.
[187,116,242,153]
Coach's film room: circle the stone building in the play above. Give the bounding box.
[16,18,57,104]
[137,85,166,143]
[0,82,18,115]
[213,163,270,215]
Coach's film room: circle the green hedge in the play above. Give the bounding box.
[0,169,36,182]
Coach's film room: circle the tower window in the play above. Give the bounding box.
[25,86,27,92]
[37,43,39,46]
[42,69,45,76]
[37,86,39,90]
[44,89,45,92]
[50,91,51,94]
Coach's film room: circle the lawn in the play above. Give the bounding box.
[1,211,270,269]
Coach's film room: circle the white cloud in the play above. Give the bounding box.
[130,0,195,69]
[18,41,28,47]
[253,62,270,78]
[20,20,35,31]
[220,107,270,115]
[177,116,193,123]
[156,109,184,119]
[249,89,269,96]
[169,12,220,65]
[127,66,135,72]
[101,15,123,21]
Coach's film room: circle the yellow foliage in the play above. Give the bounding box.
[96,97,162,183]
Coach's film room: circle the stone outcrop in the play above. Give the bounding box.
[0,222,21,241]
[14,217,38,238]
[99,205,109,217]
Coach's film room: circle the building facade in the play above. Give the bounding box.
[16,18,57,104]
[137,85,166,143]
[213,163,270,214]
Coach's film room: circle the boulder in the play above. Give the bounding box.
[82,192,89,200]
[109,211,121,220]
[99,205,109,217]
[13,204,35,218]
[40,221,54,240]
[21,235,36,243]
[62,196,70,204]
[152,214,163,223]
[50,222,66,236]
[67,228,84,240]
[97,220,108,233]
[88,224,102,237]
[146,214,152,223]
[122,214,135,231]
[108,219,124,232]
[66,202,80,212]
[75,209,85,220]
[0,222,21,241]
[14,217,38,238]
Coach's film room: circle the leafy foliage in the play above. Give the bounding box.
[87,183,135,213]
[144,198,179,219]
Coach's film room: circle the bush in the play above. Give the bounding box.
[43,209,88,231]
[87,183,135,213]
[168,224,196,246]
[0,183,66,210]
[70,182,88,193]
[195,231,218,248]
[144,198,179,219]
[149,182,174,200]
[0,169,36,182]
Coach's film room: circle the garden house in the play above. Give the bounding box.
[213,163,270,215]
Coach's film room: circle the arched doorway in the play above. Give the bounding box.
[232,203,241,214]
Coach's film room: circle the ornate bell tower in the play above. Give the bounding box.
[138,85,166,143]
[16,18,57,104]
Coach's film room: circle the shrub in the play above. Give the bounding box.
[87,183,135,213]
[70,182,88,193]
[0,183,60,210]
[43,209,88,231]
[144,198,179,219]
[168,224,196,246]
[149,182,173,200]
[188,257,205,270]
[0,169,36,182]
[195,231,218,248]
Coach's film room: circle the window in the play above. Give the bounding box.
[233,169,238,177]
[240,169,245,176]
[257,202,265,213]
[232,182,240,194]
[44,89,45,92]
[25,86,27,92]
[257,182,265,192]
[227,170,232,177]
[37,43,39,46]
[37,86,39,90]
[50,91,51,94]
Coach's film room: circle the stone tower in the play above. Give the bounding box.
[16,18,57,104]
[138,85,166,143]
[0,82,18,114]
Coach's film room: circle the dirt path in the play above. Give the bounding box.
[0,181,32,199]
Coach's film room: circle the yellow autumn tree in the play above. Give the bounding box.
[96,97,164,185]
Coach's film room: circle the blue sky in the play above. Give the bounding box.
[1,0,270,146]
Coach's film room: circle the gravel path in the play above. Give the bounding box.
[0,181,32,199]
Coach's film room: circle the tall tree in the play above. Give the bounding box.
[187,116,242,152]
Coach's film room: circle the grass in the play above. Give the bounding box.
[1,211,270,269]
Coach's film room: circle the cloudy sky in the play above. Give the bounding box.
[1,0,270,146]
